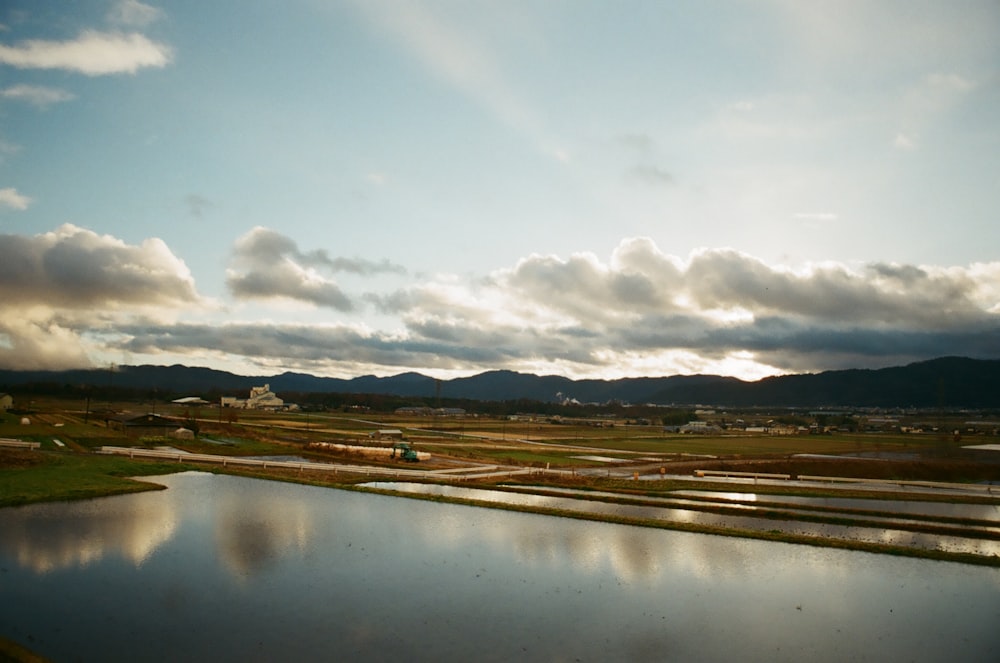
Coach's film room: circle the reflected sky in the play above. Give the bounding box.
[0,473,320,580]
[674,490,1000,521]
[0,490,178,573]
[367,482,1000,558]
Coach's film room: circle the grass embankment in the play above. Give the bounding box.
[0,449,189,508]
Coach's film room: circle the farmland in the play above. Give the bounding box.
[3,396,999,569]
[3,395,997,487]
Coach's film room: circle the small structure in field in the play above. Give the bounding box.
[110,413,180,438]
[172,396,210,406]
[370,429,405,441]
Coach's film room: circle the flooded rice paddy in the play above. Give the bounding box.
[1,472,998,662]
[366,482,1000,557]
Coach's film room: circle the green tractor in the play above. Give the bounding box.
[390,442,419,462]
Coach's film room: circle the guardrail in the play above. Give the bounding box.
[0,438,41,450]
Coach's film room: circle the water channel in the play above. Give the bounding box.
[1,471,998,662]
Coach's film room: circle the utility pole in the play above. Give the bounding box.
[107,363,117,411]
[83,385,91,424]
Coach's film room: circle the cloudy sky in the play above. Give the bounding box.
[1,1,998,382]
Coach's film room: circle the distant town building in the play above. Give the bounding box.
[221,384,285,410]
[680,421,722,434]
[394,406,467,416]
[0,393,12,412]
[395,406,433,416]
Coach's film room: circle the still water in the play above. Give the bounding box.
[671,490,1000,521]
[1,471,997,662]
[367,482,1000,556]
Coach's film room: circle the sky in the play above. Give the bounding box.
[1,0,998,383]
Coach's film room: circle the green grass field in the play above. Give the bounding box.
[0,449,188,508]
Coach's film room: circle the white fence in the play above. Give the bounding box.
[0,438,41,450]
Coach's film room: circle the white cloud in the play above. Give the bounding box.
[793,212,838,226]
[1,84,75,108]
[893,132,916,150]
[3,229,998,378]
[0,187,30,210]
[550,147,571,163]
[793,212,837,220]
[709,93,826,143]
[627,164,674,187]
[372,240,1000,375]
[0,30,172,75]
[925,72,976,94]
[0,224,201,308]
[892,71,979,153]
[226,227,405,310]
[0,225,204,371]
[618,134,674,188]
[108,1,165,28]
[769,1,998,76]
[0,317,94,371]
[0,139,19,159]
[184,193,213,219]
[903,72,978,121]
[619,133,655,152]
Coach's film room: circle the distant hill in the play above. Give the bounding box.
[644,357,1000,408]
[0,356,998,408]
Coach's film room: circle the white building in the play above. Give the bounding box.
[680,421,722,434]
[221,384,285,409]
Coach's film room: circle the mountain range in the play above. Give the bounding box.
[1,356,998,408]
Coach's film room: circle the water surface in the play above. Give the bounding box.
[1,472,997,662]
[370,481,1000,556]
